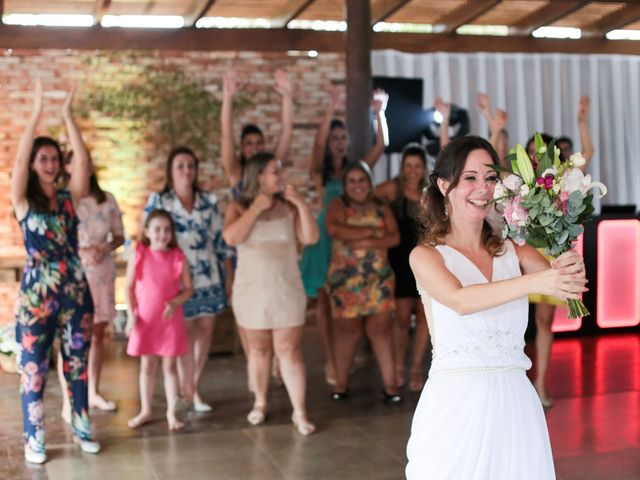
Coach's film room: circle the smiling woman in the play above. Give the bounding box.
[325,160,401,403]
[405,136,588,479]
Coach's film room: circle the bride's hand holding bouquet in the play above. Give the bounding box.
[492,133,606,318]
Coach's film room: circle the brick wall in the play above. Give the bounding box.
[0,49,346,323]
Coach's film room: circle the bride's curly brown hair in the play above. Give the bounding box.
[419,136,505,257]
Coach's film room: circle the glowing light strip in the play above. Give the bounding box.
[195,16,272,29]
[596,219,640,328]
[101,15,184,29]
[2,14,93,27]
[532,26,581,39]
[606,29,640,41]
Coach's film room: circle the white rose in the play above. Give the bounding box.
[541,167,557,178]
[502,174,524,192]
[519,184,530,196]
[570,152,586,168]
[493,182,507,200]
[560,168,585,194]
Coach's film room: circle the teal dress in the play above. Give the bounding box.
[300,179,342,298]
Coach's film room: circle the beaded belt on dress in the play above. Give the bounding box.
[430,366,525,377]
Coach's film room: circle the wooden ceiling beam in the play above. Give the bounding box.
[271,0,317,28]
[435,0,502,35]
[0,26,639,55]
[582,4,640,38]
[184,0,216,27]
[510,1,590,35]
[371,0,411,25]
[93,0,111,26]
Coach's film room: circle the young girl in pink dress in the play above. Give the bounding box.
[125,209,193,431]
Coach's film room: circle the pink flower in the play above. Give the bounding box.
[504,196,529,228]
[558,191,570,215]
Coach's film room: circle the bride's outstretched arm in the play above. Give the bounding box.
[409,244,586,316]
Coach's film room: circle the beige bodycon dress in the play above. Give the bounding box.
[232,210,306,330]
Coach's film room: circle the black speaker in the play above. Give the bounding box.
[373,76,425,153]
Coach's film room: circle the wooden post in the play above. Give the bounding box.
[345,0,372,162]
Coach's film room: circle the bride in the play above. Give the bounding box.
[406,136,586,479]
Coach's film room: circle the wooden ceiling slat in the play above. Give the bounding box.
[582,3,640,37]
[183,0,216,27]
[371,0,412,24]
[435,0,502,34]
[510,1,590,35]
[271,0,317,28]
[551,2,625,29]
[1,24,639,55]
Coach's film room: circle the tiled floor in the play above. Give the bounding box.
[1,324,639,479]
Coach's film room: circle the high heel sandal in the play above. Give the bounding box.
[73,436,101,454]
[24,445,47,464]
[330,388,349,401]
[382,389,403,405]
[292,411,316,436]
[247,404,267,426]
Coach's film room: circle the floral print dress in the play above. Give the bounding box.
[15,190,94,453]
[326,202,396,319]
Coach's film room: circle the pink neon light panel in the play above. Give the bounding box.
[596,220,640,328]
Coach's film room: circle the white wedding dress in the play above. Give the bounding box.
[406,241,555,479]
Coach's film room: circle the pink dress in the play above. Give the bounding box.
[127,243,188,357]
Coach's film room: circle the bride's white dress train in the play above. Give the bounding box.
[406,241,555,479]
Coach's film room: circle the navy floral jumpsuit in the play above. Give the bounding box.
[15,190,94,453]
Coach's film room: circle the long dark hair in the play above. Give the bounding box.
[27,136,64,213]
[238,151,283,209]
[420,135,504,256]
[397,142,428,195]
[65,150,107,204]
[162,146,200,195]
[322,119,348,186]
[140,209,178,249]
[239,124,265,168]
[340,160,381,207]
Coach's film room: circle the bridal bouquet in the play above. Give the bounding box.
[492,133,607,318]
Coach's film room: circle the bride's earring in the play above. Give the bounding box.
[444,203,449,219]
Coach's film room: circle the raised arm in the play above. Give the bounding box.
[273,69,294,165]
[577,95,594,168]
[310,85,340,178]
[325,198,383,241]
[11,79,43,220]
[221,69,242,186]
[489,109,508,159]
[410,244,586,316]
[476,93,494,126]
[63,86,90,203]
[363,89,389,168]
[435,96,451,150]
